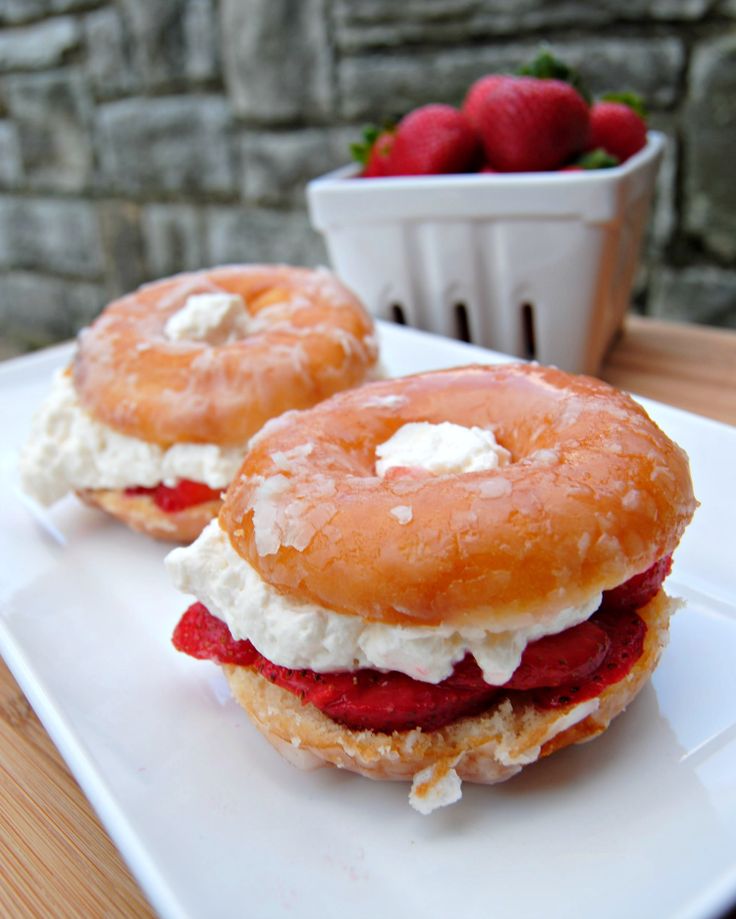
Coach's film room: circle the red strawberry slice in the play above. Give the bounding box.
[462,73,512,132]
[387,104,480,176]
[601,554,672,613]
[503,621,610,690]
[173,556,669,732]
[256,659,499,733]
[475,76,590,172]
[125,479,221,512]
[173,602,259,666]
[586,99,647,162]
[173,609,636,732]
[533,608,646,709]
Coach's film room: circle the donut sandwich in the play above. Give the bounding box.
[167,363,696,813]
[20,265,378,542]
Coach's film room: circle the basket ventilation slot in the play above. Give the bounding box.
[521,302,537,360]
[454,301,472,343]
[390,303,407,325]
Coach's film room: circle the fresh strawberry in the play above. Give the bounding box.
[388,104,480,176]
[462,73,512,132]
[475,76,590,172]
[517,48,591,103]
[351,125,395,178]
[586,96,647,163]
[559,148,620,171]
[362,131,395,178]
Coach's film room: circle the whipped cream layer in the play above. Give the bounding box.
[166,520,602,685]
[20,370,247,505]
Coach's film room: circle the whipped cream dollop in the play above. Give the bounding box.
[164,292,253,345]
[375,422,511,477]
[166,520,601,685]
[19,371,247,505]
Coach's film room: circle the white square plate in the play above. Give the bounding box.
[1,323,735,919]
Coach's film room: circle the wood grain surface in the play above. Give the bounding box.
[1,314,735,918]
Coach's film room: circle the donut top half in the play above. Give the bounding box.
[220,363,697,630]
[72,265,378,447]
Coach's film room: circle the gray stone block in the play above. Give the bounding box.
[0,119,23,186]
[648,265,736,328]
[204,206,327,267]
[84,7,139,99]
[4,69,94,192]
[645,115,677,256]
[98,200,148,296]
[338,38,684,120]
[119,0,219,90]
[142,204,206,278]
[240,127,356,207]
[182,0,220,84]
[0,1,103,25]
[684,34,736,260]
[335,1,711,54]
[0,196,104,278]
[96,96,236,196]
[0,271,106,349]
[0,17,80,72]
[221,0,333,123]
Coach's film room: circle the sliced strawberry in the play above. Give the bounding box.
[388,104,480,176]
[475,77,590,172]
[586,99,647,163]
[255,660,499,733]
[504,621,610,690]
[601,554,672,613]
[173,607,639,732]
[533,608,646,709]
[125,479,221,512]
[172,602,258,666]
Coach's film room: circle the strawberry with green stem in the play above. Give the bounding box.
[586,92,648,162]
[351,125,396,178]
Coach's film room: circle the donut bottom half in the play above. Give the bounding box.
[223,591,675,810]
[77,488,221,543]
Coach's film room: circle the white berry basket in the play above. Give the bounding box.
[307,131,664,374]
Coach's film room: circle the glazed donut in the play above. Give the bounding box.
[73,264,377,446]
[168,363,696,812]
[221,362,694,626]
[20,265,378,541]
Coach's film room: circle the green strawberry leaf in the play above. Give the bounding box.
[350,125,382,166]
[350,123,395,166]
[517,48,591,103]
[576,148,620,169]
[600,91,647,119]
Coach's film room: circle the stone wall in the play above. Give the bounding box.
[1,0,735,352]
